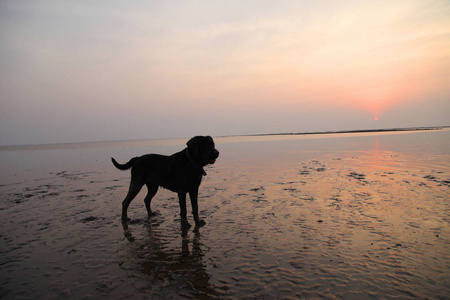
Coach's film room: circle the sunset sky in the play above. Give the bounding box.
[1,0,449,145]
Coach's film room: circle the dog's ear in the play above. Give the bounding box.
[187,136,200,153]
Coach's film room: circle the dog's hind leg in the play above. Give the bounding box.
[122,180,144,221]
[144,183,158,216]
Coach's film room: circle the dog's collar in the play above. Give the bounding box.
[186,148,207,176]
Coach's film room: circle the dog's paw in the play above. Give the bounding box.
[147,211,159,217]
[181,219,192,228]
[195,219,206,227]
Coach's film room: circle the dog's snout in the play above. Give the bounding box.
[213,149,219,159]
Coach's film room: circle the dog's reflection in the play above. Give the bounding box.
[121,220,217,298]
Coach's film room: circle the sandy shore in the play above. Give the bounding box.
[1,129,449,299]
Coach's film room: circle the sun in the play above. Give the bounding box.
[374,116,379,121]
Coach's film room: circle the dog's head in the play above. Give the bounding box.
[187,136,219,166]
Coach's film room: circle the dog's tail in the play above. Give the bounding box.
[111,157,138,170]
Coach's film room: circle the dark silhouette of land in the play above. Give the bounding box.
[239,126,449,138]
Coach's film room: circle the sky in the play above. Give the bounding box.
[1,0,449,145]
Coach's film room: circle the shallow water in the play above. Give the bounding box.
[1,130,449,299]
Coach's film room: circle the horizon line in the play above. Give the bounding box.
[1,125,449,150]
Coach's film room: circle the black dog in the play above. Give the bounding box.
[112,136,219,227]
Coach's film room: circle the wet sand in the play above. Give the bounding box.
[1,129,449,299]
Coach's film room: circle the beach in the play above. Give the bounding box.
[1,129,449,299]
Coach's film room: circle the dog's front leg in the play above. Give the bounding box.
[189,189,206,227]
[178,192,191,228]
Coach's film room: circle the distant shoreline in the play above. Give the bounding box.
[1,126,448,151]
[239,126,449,138]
